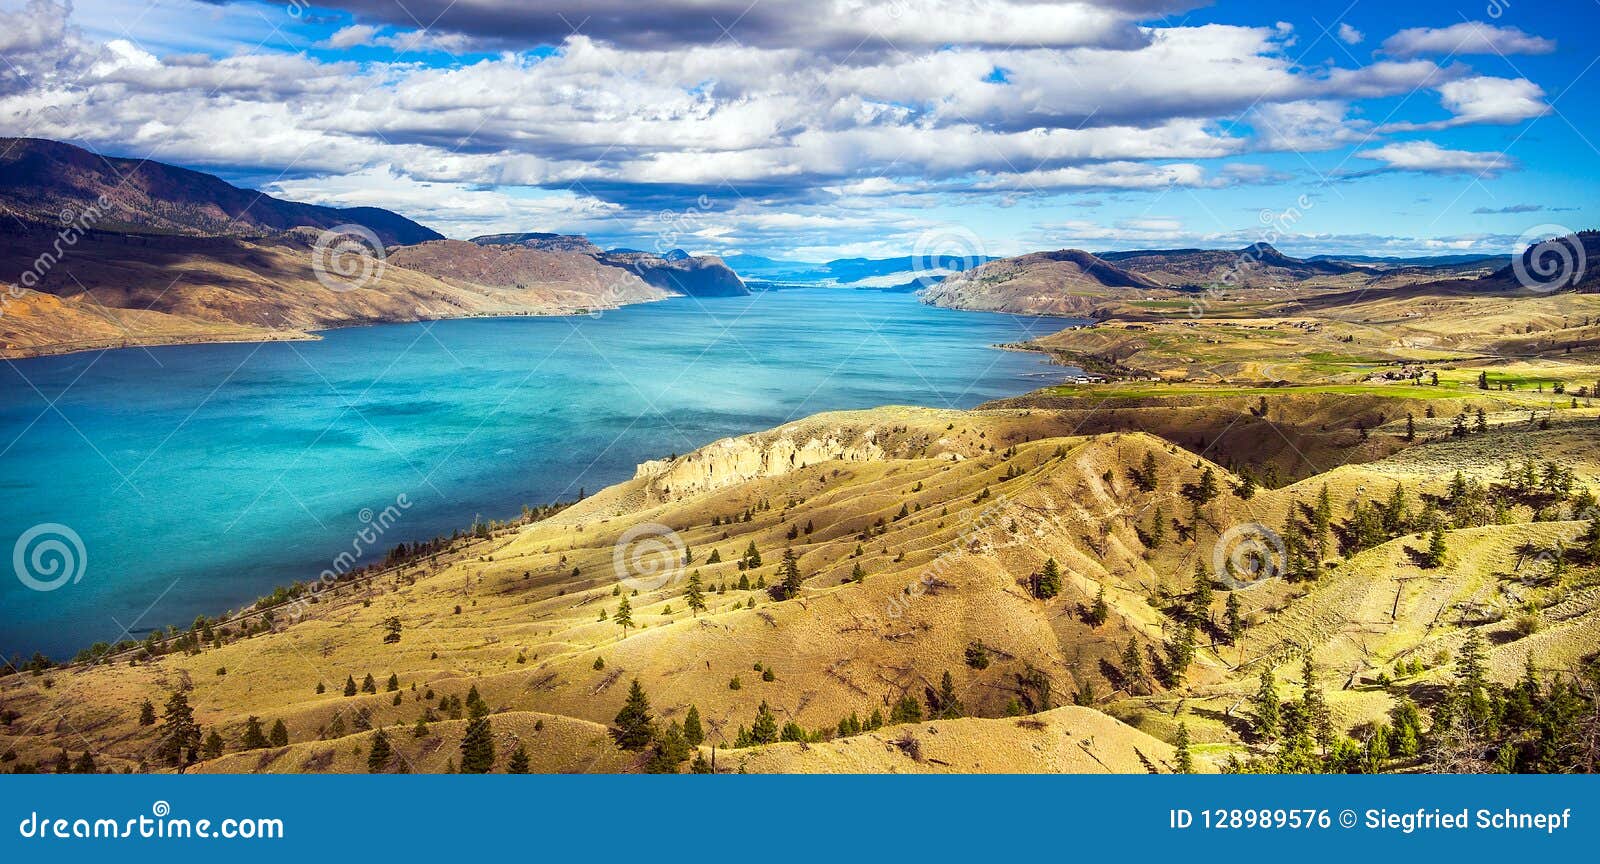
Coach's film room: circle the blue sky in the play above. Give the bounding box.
[2,0,1595,261]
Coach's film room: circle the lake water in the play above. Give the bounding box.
[0,289,1082,658]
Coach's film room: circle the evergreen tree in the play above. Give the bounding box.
[1174,722,1194,774]
[343,675,358,697]
[890,693,923,724]
[1121,639,1144,687]
[929,670,964,719]
[458,702,495,774]
[1301,654,1334,754]
[646,721,692,773]
[775,548,803,599]
[507,744,530,774]
[742,541,762,569]
[614,595,634,631]
[1033,558,1062,599]
[612,679,655,750]
[749,701,780,745]
[386,673,399,692]
[73,750,98,774]
[202,729,224,760]
[1252,668,1280,740]
[1086,585,1109,627]
[682,705,704,747]
[685,571,706,616]
[269,719,289,747]
[361,673,377,694]
[1191,562,1213,622]
[367,728,392,773]
[1224,592,1244,646]
[1312,484,1333,563]
[138,699,156,726]
[242,715,269,749]
[1423,524,1448,568]
[156,691,200,769]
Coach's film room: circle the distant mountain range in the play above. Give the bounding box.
[0,139,744,358]
[922,238,1596,316]
[724,253,990,288]
[0,138,442,246]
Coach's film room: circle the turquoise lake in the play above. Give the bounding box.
[0,289,1083,658]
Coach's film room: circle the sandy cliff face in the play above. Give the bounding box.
[635,424,888,498]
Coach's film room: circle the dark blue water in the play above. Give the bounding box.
[0,289,1081,658]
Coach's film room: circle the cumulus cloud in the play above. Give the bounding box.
[1381,22,1555,58]
[1337,24,1363,45]
[1357,140,1515,177]
[0,0,1567,256]
[277,0,1198,53]
[1383,76,1548,131]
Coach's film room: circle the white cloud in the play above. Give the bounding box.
[1381,22,1555,58]
[1357,140,1515,176]
[1337,24,1363,45]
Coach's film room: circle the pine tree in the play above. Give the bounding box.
[269,719,289,747]
[742,541,762,569]
[138,698,156,726]
[749,701,779,744]
[1174,722,1194,774]
[1191,562,1213,622]
[890,692,923,724]
[367,728,392,773]
[507,744,530,774]
[157,691,200,769]
[243,715,269,749]
[1033,558,1062,599]
[361,673,377,694]
[343,675,358,697]
[614,595,634,631]
[612,679,655,750]
[1252,668,1280,740]
[776,548,803,599]
[682,705,704,747]
[458,702,495,773]
[1419,523,1447,568]
[929,670,964,719]
[1300,654,1334,754]
[1404,412,1416,442]
[202,729,224,760]
[73,750,99,774]
[386,673,399,692]
[685,571,706,616]
[1121,639,1144,686]
[1224,592,1244,646]
[1086,585,1109,626]
[1312,484,1333,563]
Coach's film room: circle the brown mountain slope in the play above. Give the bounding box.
[0,138,441,246]
[922,249,1169,315]
[0,227,669,358]
[6,396,1596,774]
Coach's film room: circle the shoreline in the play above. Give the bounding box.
[0,295,683,362]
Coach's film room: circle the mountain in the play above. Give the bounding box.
[724,253,990,287]
[1096,243,1362,287]
[0,138,441,246]
[469,233,749,297]
[921,249,1166,315]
